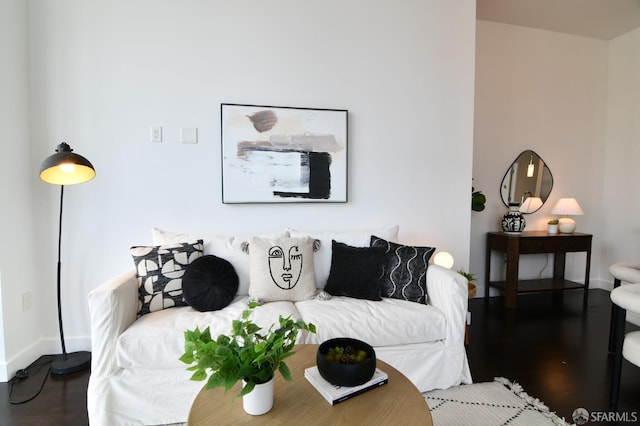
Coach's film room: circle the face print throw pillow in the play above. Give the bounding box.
[248,236,317,302]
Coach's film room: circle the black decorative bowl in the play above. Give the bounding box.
[316,338,376,387]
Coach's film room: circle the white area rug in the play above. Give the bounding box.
[423,377,575,426]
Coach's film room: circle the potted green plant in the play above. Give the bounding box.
[457,269,477,298]
[472,187,486,212]
[180,303,316,415]
[547,218,559,234]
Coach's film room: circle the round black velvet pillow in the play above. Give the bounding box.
[182,255,239,312]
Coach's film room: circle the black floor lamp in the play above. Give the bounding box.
[39,142,95,375]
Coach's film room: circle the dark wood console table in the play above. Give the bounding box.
[485,231,592,309]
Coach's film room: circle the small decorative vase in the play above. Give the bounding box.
[242,376,274,416]
[547,224,558,234]
[501,203,526,233]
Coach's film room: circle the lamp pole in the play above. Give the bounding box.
[56,184,69,359]
[50,184,92,375]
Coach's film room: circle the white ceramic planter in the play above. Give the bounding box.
[242,376,274,415]
[547,224,558,234]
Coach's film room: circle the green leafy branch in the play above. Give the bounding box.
[180,303,316,398]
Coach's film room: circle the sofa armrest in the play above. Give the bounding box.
[88,269,138,377]
[426,264,468,347]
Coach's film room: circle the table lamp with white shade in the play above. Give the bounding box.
[519,196,543,214]
[550,198,584,233]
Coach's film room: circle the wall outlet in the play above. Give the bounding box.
[22,292,32,312]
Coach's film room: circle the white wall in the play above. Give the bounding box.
[472,21,608,295]
[602,27,640,270]
[0,1,477,379]
[0,0,45,381]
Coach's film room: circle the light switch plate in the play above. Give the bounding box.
[151,126,162,143]
[180,128,198,144]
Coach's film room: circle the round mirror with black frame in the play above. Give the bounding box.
[500,150,553,214]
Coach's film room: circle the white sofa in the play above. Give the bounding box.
[87,228,472,425]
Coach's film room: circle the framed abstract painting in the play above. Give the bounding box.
[221,103,348,203]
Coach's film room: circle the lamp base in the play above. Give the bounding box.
[558,217,576,233]
[50,351,91,375]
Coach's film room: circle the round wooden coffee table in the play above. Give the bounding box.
[188,344,432,425]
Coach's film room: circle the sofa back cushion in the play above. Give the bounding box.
[151,228,286,296]
[287,225,399,289]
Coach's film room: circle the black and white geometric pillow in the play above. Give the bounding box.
[130,240,204,316]
[370,235,435,304]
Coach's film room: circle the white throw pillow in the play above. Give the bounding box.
[287,226,399,289]
[248,236,317,302]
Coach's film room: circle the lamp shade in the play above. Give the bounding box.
[40,142,95,185]
[433,251,454,269]
[550,198,584,216]
[519,197,543,214]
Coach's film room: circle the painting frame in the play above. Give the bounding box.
[221,103,348,204]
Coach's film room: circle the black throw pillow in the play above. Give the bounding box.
[324,240,385,301]
[370,235,435,304]
[182,255,239,312]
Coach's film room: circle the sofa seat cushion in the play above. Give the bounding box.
[294,296,446,347]
[116,297,301,370]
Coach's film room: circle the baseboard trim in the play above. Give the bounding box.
[0,336,91,382]
[0,340,43,382]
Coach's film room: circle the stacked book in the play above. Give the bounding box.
[304,366,388,405]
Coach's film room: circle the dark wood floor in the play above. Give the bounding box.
[0,355,89,425]
[467,288,640,423]
[0,288,638,425]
